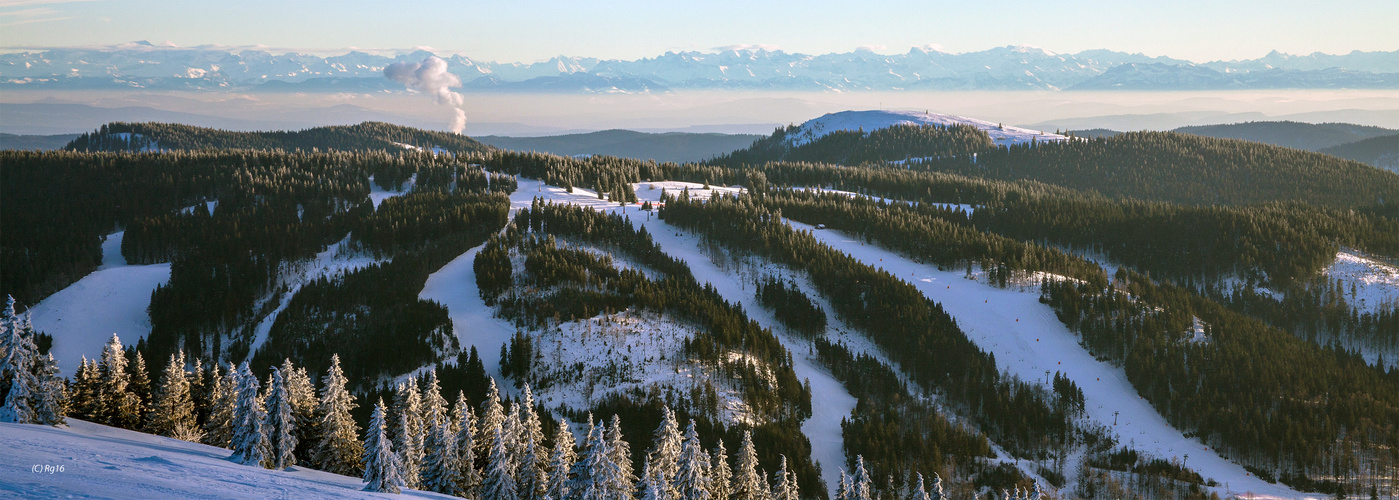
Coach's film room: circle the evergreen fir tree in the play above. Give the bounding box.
[608,415,636,496]
[505,402,523,470]
[547,417,577,500]
[98,334,140,428]
[517,425,549,500]
[203,363,236,448]
[422,369,448,431]
[315,354,363,476]
[477,378,505,469]
[422,406,464,496]
[849,456,872,500]
[484,424,520,500]
[569,414,599,499]
[453,391,482,497]
[732,431,764,500]
[264,366,298,469]
[674,420,710,500]
[281,359,319,463]
[710,440,732,500]
[520,385,547,469]
[584,421,624,500]
[0,307,38,424]
[128,351,152,424]
[148,352,199,441]
[364,399,405,494]
[391,380,424,488]
[648,406,683,493]
[836,471,850,500]
[641,462,673,500]
[772,456,797,500]
[230,362,269,467]
[911,473,931,500]
[929,473,943,500]
[34,353,66,426]
[71,356,101,420]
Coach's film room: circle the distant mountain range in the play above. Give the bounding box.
[4,43,1397,92]
[1173,121,1397,151]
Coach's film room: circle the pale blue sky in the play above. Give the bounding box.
[1,0,1395,63]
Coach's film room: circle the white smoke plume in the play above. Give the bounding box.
[384,56,467,134]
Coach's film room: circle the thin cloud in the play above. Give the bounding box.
[0,0,100,6]
[713,44,782,52]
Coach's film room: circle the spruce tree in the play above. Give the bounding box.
[34,353,66,426]
[835,471,849,500]
[608,414,636,496]
[128,351,152,424]
[929,473,943,500]
[732,431,764,500]
[264,366,297,469]
[771,456,797,500]
[422,406,464,496]
[230,362,269,467]
[547,417,577,500]
[98,334,140,428]
[520,385,547,469]
[453,391,481,497]
[0,307,38,424]
[641,462,673,500]
[203,363,236,447]
[148,352,198,441]
[675,420,710,500]
[484,424,520,500]
[314,354,363,475]
[477,378,505,467]
[849,456,872,500]
[583,421,624,500]
[281,359,318,463]
[648,406,683,493]
[422,369,448,432]
[911,473,931,500]
[569,414,599,498]
[364,398,405,494]
[517,426,549,500]
[391,380,424,488]
[72,356,101,420]
[710,440,732,500]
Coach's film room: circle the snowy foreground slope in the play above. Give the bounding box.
[785,110,1070,147]
[0,419,453,500]
[29,232,171,376]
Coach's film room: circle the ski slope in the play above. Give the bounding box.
[785,110,1070,148]
[29,232,171,376]
[0,419,453,500]
[794,222,1308,499]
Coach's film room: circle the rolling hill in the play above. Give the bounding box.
[476,129,762,163]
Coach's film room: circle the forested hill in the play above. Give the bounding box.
[1172,121,1396,151]
[711,122,996,166]
[899,131,1399,209]
[63,121,493,154]
[1319,133,1399,173]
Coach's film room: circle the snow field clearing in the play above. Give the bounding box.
[246,235,384,359]
[1324,249,1399,314]
[776,186,976,216]
[0,419,454,500]
[30,232,171,376]
[784,110,1070,148]
[795,222,1307,499]
[368,173,416,208]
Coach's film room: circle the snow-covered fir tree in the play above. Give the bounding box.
[835,471,850,500]
[731,431,765,500]
[453,391,482,497]
[98,334,141,428]
[648,406,683,495]
[364,398,406,494]
[849,456,872,500]
[504,402,523,471]
[128,350,152,424]
[608,414,636,496]
[422,406,464,496]
[0,303,39,424]
[391,379,425,488]
[771,456,798,500]
[229,362,269,467]
[71,356,101,420]
[484,423,520,500]
[674,420,710,500]
[641,461,673,500]
[202,363,236,447]
[280,359,318,463]
[34,353,66,426]
[264,366,297,469]
[147,352,199,441]
[584,420,625,500]
[519,385,547,472]
[422,369,448,431]
[477,378,505,466]
[314,354,363,475]
[910,472,931,500]
[516,423,549,500]
[929,472,944,500]
[710,440,732,500]
[569,414,599,499]
[546,417,577,500]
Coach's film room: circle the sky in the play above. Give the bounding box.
[1,0,1396,63]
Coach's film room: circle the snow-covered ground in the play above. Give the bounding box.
[29,232,171,376]
[368,173,416,208]
[796,222,1308,499]
[1324,249,1399,314]
[779,186,976,216]
[784,110,1070,148]
[0,419,453,500]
